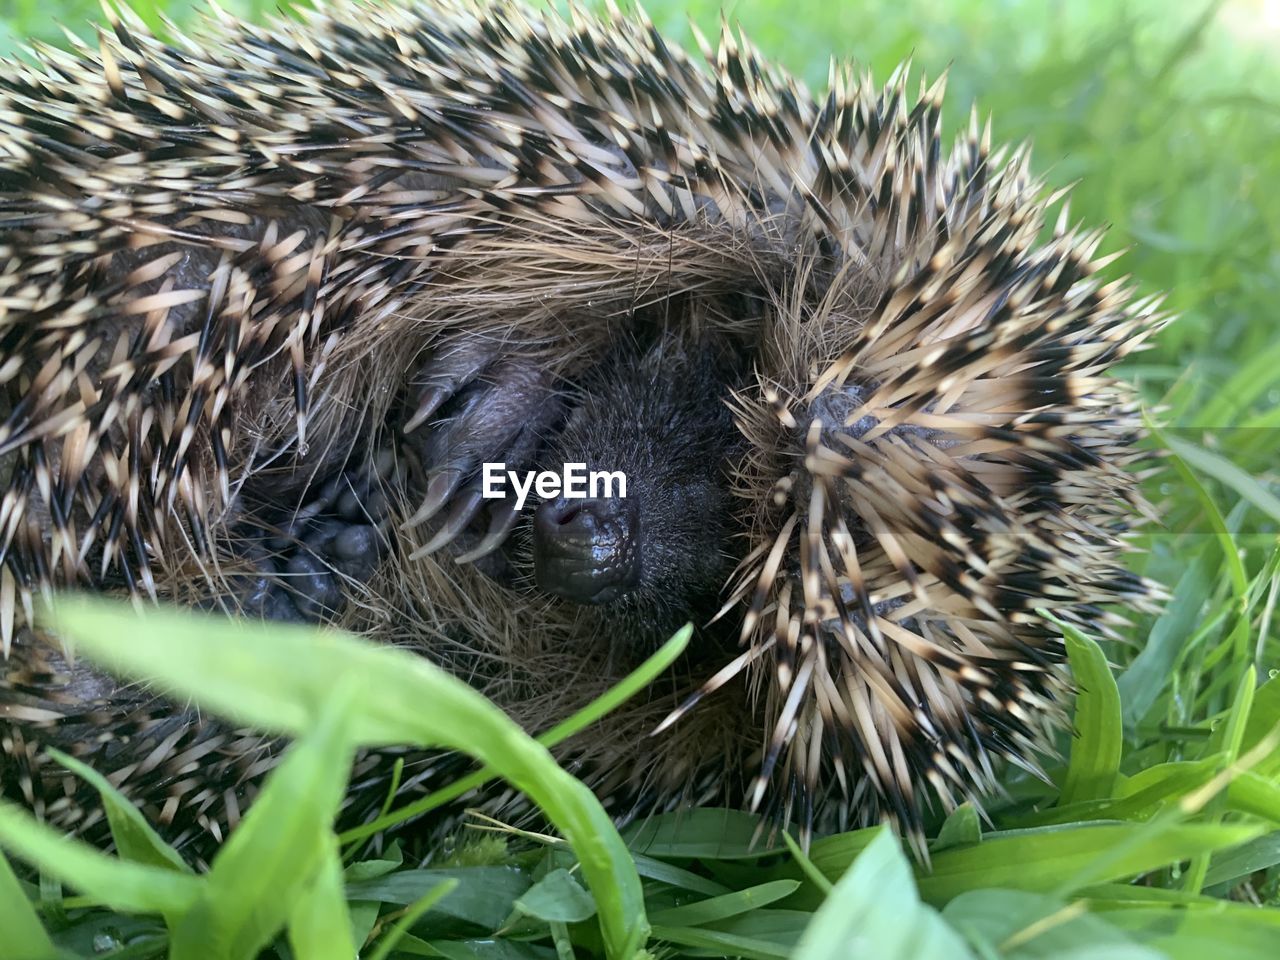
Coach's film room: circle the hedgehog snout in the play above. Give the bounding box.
[532,496,642,604]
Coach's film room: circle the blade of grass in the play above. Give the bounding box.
[366,879,458,960]
[648,879,800,927]
[1163,432,1280,526]
[915,822,1259,905]
[781,833,833,895]
[1147,415,1251,687]
[0,803,203,921]
[340,624,693,844]
[1057,621,1123,805]
[287,835,359,960]
[167,681,359,960]
[44,749,191,874]
[1183,666,1255,894]
[0,849,56,960]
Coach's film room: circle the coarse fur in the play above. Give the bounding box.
[526,331,749,646]
[0,0,1164,862]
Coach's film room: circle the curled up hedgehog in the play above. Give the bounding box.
[0,0,1164,862]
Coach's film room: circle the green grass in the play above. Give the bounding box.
[1,1,1278,958]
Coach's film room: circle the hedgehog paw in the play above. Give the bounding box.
[400,342,565,562]
[221,454,395,623]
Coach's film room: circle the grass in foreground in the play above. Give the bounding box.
[0,0,1277,958]
[0,597,1278,960]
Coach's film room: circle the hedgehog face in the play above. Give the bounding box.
[525,332,748,647]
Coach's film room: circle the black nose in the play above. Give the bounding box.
[532,496,641,604]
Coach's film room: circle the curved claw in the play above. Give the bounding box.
[403,386,450,434]
[402,340,498,435]
[401,468,465,530]
[409,487,486,560]
[454,498,521,564]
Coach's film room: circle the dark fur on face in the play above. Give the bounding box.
[520,331,749,648]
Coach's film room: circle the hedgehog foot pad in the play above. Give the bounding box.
[224,455,395,623]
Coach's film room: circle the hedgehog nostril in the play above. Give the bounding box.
[533,496,640,604]
[547,501,583,527]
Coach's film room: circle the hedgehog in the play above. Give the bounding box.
[0,0,1164,862]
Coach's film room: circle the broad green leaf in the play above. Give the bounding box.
[917,823,1260,905]
[47,913,168,958]
[1225,771,1280,823]
[349,900,382,954]
[344,845,405,883]
[934,804,981,851]
[1018,759,1218,828]
[0,848,56,960]
[287,834,357,960]
[648,879,800,926]
[1116,759,1221,800]
[44,749,191,875]
[1077,883,1214,905]
[346,867,531,928]
[1203,831,1280,888]
[1060,625,1123,805]
[801,827,884,881]
[1102,904,1280,960]
[418,938,558,959]
[943,889,1162,959]
[513,868,596,924]
[624,808,781,859]
[647,925,791,960]
[652,909,812,960]
[794,828,973,960]
[630,852,731,897]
